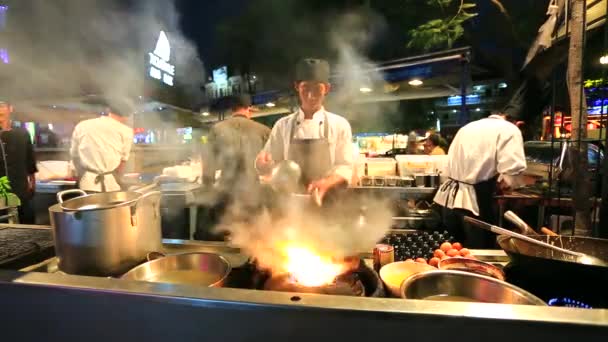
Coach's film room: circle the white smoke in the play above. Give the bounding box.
[2,0,205,120]
[213,10,397,275]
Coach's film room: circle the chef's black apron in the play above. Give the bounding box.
[440,175,498,248]
[287,112,332,190]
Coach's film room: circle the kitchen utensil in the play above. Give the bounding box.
[504,211,536,235]
[400,270,546,305]
[50,189,163,276]
[438,257,505,281]
[121,252,231,287]
[379,261,435,297]
[269,160,302,193]
[541,227,558,236]
[465,216,608,267]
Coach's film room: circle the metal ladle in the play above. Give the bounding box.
[268,160,323,206]
[269,160,302,194]
[464,216,608,267]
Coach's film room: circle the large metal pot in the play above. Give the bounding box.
[400,270,547,305]
[49,189,162,276]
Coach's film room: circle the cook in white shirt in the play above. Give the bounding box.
[70,103,133,192]
[434,112,527,247]
[256,58,353,199]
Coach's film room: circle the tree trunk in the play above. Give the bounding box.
[568,0,591,236]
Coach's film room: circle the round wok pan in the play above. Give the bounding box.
[497,234,608,281]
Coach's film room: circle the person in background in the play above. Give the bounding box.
[255,58,353,200]
[195,95,271,241]
[406,132,420,154]
[424,133,446,155]
[434,111,527,248]
[70,99,133,193]
[0,101,37,223]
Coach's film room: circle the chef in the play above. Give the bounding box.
[70,99,134,193]
[434,112,527,248]
[255,58,353,199]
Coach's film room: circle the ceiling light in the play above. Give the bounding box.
[408,79,423,86]
[601,55,608,65]
[498,82,508,89]
[359,87,372,93]
[476,108,481,112]
[201,112,210,117]
[452,109,457,113]
[266,102,276,108]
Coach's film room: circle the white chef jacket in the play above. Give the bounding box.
[262,108,354,184]
[433,115,527,216]
[70,116,133,192]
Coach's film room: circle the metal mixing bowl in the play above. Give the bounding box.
[400,270,547,305]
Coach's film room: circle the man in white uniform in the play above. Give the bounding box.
[256,58,353,200]
[434,112,527,248]
[70,101,133,192]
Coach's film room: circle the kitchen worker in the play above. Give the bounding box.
[0,101,37,223]
[434,111,527,248]
[195,95,271,241]
[424,133,446,155]
[406,132,421,154]
[70,99,134,193]
[255,58,353,200]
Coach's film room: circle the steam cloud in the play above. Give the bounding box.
[213,10,397,275]
[2,0,205,123]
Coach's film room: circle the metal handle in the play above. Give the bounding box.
[464,216,583,257]
[541,227,558,236]
[503,211,536,235]
[130,191,162,225]
[56,189,87,204]
[146,251,166,261]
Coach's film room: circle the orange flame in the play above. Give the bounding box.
[283,246,343,287]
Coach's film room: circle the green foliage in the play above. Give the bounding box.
[408,0,478,51]
[0,176,21,207]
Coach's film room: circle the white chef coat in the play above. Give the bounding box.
[70,116,133,192]
[262,107,354,183]
[433,115,527,216]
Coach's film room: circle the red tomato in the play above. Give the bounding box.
[434,249,446,258]
[452,242,463,251]
[415,258,428,264]
[459,248,471,256]
[446,249,460,257]
[429,257,440,267]
[440,255,450,261]
[440,242,452,252]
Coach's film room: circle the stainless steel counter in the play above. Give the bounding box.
[0,226,606,341]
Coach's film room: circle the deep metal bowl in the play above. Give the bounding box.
[400,270,547,305]
[121,252,231,287]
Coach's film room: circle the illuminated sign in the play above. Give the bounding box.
[213,66,228,86]
[447,94,480,106]
[148,31,175,86]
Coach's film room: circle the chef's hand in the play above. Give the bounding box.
[255,152,274,175]
[307,174,348,201]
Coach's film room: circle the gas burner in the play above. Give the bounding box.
[261,260,384,297]
[264,273,365,296]
[504,262,607,309]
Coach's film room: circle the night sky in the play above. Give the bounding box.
[176,0,249,68]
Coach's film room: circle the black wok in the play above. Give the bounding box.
[497,234,608,284]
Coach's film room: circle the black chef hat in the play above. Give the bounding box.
[295,58,330,83]
[102,97,135,117]
[229,94,252,111]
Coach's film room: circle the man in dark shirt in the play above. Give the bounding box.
[0,101,37,223]
[195,95,271,240]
